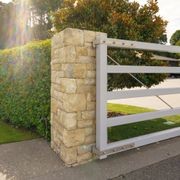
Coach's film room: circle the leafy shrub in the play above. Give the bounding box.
[0,40,51,139]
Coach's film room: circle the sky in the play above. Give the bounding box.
[1,0,180,42]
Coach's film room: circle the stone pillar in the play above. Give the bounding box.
[51,28,106,166]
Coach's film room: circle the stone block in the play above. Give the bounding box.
[85,127,94,136]
[76,85,95,94]
[76,47,88,56]
[60,78,77,93]
[63,94,86,112]
[85,135,96,144]
[88,48,96,57]
[60,145,77,165]
[62,64,86,78]
[64,28,84,46]
[78,120,93,128]
[78,56,95,64]
[78,144,92,155]
[52,31,64,49]
[60,111,77,130]
[65,46,76,62]
[51,98,59,114]
[87,63,96,70]
[82,111,95,120]
[51,63,62,71]
[87,70,96,78]
[73,64,87,78]
[87,102,96,110]
[61,64,73,78]
[84,30,96,43]
[63,129,86,147]
[87,92,96,102]
[77,152,92,163]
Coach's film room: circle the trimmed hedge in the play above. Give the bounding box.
[0,40,51,139]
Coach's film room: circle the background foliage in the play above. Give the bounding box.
[170,30,180,46]
[0,40,51,139]
[0,0,62,49]
[53,0,168,90]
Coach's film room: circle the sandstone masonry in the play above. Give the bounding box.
[51,28,106,166]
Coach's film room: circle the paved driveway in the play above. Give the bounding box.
[0,138,180,180]
[109,78,180,110]
[114,155,180,180]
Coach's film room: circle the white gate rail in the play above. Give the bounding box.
[107,65,180,74]
[94,35,180,158]
[107,88,180,99]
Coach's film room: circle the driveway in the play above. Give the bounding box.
[109,78,180,110]
[113,155,180,180]
[0,138,180,180]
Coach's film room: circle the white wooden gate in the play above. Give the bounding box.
[94,34,180,159]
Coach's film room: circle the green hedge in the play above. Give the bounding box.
[0,40,51,139]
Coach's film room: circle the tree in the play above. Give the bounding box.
[28,0,63,39]
[0,0,63,49]
[0,1,16,49]
[170,30,180,45]
[53,0,168,90]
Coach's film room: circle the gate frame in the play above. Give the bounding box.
[94,35,180,159]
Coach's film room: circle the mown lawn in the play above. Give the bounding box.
[0,120,39,144]
[108,103,180,142]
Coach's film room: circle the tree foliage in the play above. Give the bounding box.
[170,30,180,45]
[53,0,168,89]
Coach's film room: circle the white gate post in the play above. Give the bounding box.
[96,34,108,155]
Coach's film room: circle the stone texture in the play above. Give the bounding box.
[60,145,77,165]
[85,127,94,136]
[62,94,86,112]
[76,47,88,56]
[60,111,77,130]
[52,31,64,49]
[72,64,87,78]
[84,30,96,43]
[64,28,84,46]
[78,144,92,155]
[51,98,59,114]
[78,120,93,128]
[77,152,92,163]
[87,70,96,78]
[82,111,95,120]
[65,46,76,62]
[60,78,77,93]
[78,56,95,64]
[85,135,96,144]
[51,28,107,166]
[62,64,87,78]
[63,129,86,148]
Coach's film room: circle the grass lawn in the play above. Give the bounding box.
[108,103,180,142]
[0,120,39,144]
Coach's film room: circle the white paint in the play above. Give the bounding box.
[96,36,180,157]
